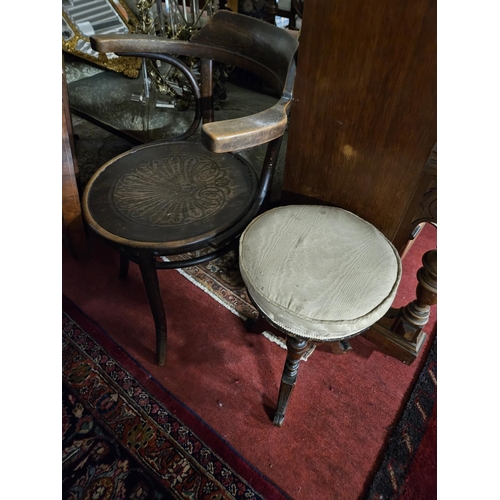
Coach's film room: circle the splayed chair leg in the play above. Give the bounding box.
[274,335,310,427]
[119,251,129,279]
[138,255,167,366]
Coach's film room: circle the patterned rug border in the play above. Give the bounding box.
[62,295,291,500]
[173,265,250,320]
[365,326,437,499]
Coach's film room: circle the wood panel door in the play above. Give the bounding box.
[282,0,437,250]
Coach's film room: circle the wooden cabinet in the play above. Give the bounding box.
[282,0,437,254]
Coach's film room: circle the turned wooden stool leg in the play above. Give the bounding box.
[138,255,167,366]
[274,335,310,427]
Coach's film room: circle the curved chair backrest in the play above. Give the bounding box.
[90,10,298,152]
[89,10,298,248]
[190,10,297,93]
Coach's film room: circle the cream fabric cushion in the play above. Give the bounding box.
[239,205,402,341]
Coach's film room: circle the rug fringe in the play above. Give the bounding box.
[262,330,287,349]
[167,263,248,320]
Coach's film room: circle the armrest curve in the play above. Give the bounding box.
[90,34,194,57]
[201,97,292,153]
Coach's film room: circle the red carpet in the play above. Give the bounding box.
[366,331,437,499]
[63,223,436,499]
[400,405,437,499]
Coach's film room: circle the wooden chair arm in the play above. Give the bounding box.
[201,97,292,153]
[90,34,194,57]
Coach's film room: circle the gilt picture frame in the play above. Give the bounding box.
[62,0,142,77]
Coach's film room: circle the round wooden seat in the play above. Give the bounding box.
[83,140,258,254]
[239,205,402,425]
[79,10,299,368]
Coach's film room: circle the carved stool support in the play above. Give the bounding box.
[401,250,437,336]
[274,335,310,427]
[138,255,167,366]
[363,250,437,364]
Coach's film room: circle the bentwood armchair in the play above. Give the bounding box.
[82,10,298,366]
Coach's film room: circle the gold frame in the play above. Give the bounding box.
[62,0,142,78]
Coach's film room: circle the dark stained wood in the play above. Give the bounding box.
[362,249,437,365]
[91,10,298,94]
[282,0,436,244]
[264,0,278,24]
[138,255,167,366]
[200,58,214,124]
[83,11,298,366]
[84,142,258,254]
[274,336,310,427]
[393,145,437,254]
[329,339,353,355]
[291,0,304,18]
[62,63,88,259]
[91,11,298,154]
[119,251,129,279]
[401,249,437,330]
[275,0,304,30]
[190,9,297,90]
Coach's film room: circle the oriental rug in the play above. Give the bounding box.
[62,296,290,500]
[365,329,437,499]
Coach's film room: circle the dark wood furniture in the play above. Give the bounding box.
[363,145,436,365]
[280,0,436,363]
[364,248,436,364]
[62,62,88,260]
[264,0,303,28]
[239,205,402,426]
[282,0,436,248]
[82,10,298,366]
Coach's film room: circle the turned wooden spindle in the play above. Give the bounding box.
[362,248,437,365]
[274,336,310,427]
[401,250,437,341]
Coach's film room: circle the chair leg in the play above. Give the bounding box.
[244,316,258,332]
[138,255,167,366]
[274,335,310,427]
[119,251,129,279]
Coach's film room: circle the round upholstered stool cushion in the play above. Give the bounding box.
[239,205,402,341]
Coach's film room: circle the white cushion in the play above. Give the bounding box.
[239,205,402,341]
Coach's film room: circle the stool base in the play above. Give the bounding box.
[274,336,311,427]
